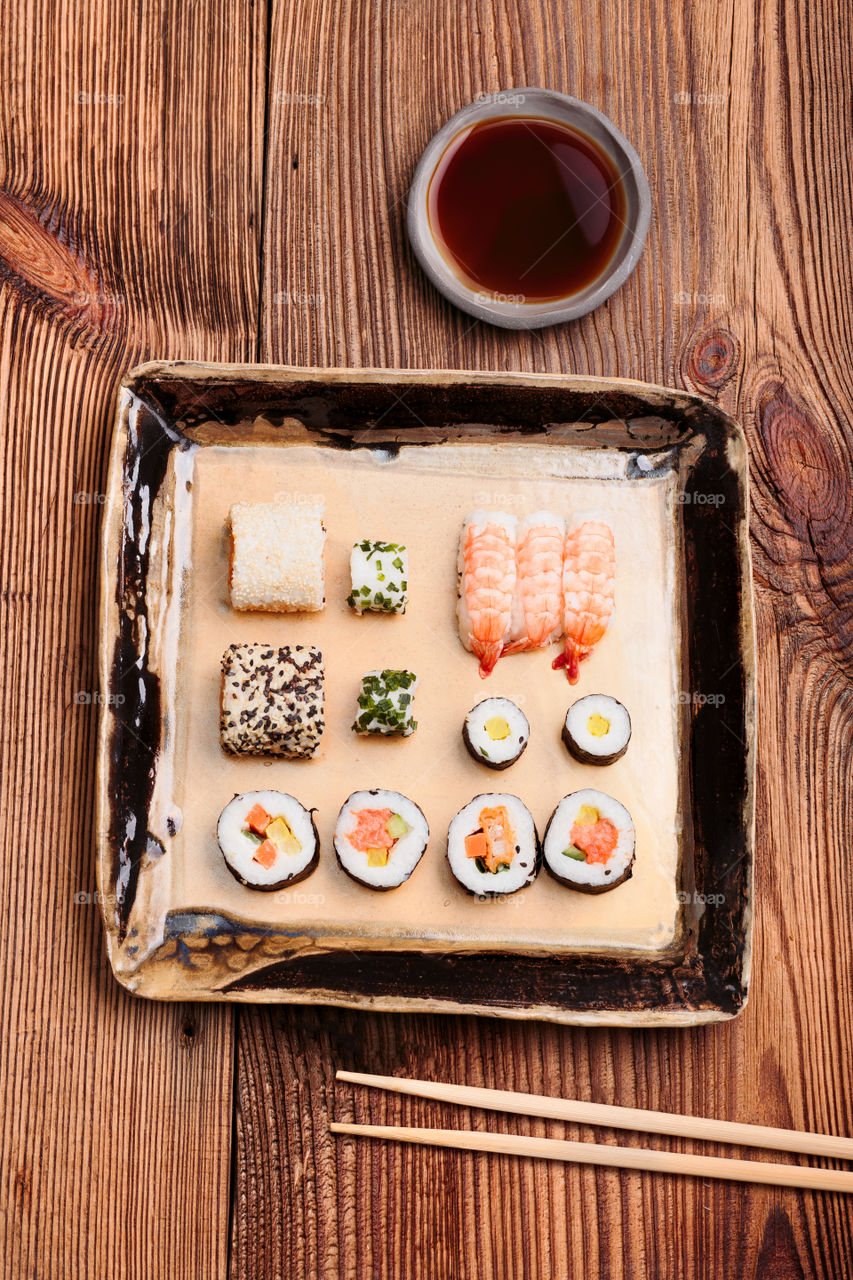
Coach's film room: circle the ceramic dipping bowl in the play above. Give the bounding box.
[407,87,651,329]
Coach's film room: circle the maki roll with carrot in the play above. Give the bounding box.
[333,790,429,889]
[217,791,319,890]
[447,794,539,896]
[543,789,634,893]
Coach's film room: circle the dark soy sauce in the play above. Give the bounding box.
[428,116,627,303]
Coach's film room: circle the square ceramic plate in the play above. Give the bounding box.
[97,364,754,1023]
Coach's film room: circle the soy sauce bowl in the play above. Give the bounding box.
[407,88,651,330]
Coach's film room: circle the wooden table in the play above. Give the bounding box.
[2,1,851,1276]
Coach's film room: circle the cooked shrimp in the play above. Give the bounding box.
[503,510,565,655]
[553,519,615,683]
[458,511,517,677]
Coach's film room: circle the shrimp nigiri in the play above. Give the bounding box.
[553,519,615,683]
[457,511,517,677]
[503,510,565,655]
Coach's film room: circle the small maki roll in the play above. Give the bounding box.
[463,697,529,769]
[562,694,631,765]
[447,793,539,896]
[217,791,319,890]
[347,540,408,614]
[352,669,418,736]
[334,790,429,889]
[543,789,635,893]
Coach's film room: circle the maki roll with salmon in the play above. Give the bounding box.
[334,790,429,889]
[463,697,529,769]
[217,791,319,890]
[447,794,539,896]
[543,789,634,893]
[562,694,631,765]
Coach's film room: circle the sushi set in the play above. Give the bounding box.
[97,365,755,1023]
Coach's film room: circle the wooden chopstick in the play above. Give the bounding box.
[329,1122,853,1193]
[335,1070,853,1162]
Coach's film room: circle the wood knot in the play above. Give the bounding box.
[684,326,739,391]
[0,190,119,330]
[180,1014,198,1046]
[758,384,853,666]
[759,389,844,521]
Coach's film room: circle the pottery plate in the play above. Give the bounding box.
[97,365,754,1022]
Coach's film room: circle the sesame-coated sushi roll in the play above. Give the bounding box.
[347,540,408,614]
[543,789,635,893]
[217,791,319,890]
[447,793,539,896]
[333,790,429,890]
[562,694,631,765]
[220,644,324,757]
[228,497,326,612]
[463,697,529,769]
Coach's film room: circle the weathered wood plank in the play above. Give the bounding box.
[0,1,266,1276]
[234,0,853,1277]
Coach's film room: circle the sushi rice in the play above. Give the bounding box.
[352,669,418,736]
[562,694,631,765]
[347,540,408,614]
[217,790,319,890]
[447,793,539,896]
[334,790,429,889]
[463,697,529,768]
[543,789,635,893]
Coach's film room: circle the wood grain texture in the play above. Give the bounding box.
[232,0,853,1278]
[0,0,266,1277]
[2,0,851,1276]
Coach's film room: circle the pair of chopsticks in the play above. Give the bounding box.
[331,1070,853,1193]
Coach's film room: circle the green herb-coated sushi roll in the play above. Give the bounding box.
[346,540,408,614]
[562,694,631,765]
[463,697,530,769]
[334,790,429,890]
[543,789,634,893]
[447,793,539,897]
[217,791,319,891]
[352,669,418,736]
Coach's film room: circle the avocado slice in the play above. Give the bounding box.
[563,845,587,861]
[386,812,410,839]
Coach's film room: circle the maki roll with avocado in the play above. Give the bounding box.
[463,697,529,769]
[562,694,631,765]
[346,540,408,614]
[352,669,418,736]
[217,791,319,890]
[447,793,539,896]
[334,790,429,889]
[543,789,634,893]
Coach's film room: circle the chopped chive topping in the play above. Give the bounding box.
[351,669,418,735]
